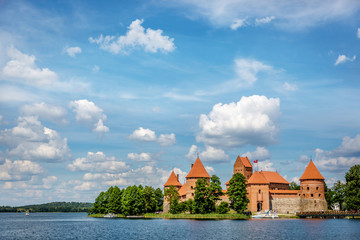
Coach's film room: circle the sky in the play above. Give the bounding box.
[0,0,360,206]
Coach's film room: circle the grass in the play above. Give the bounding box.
[87,213,126,218]
[144,213,250,220]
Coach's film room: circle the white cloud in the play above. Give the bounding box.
[0,159,45,181]
[129,127,176,146]
[255,16,275,25]
[69,99,109,134]
[257,159,275,171]
[357,28,360,38]
[233,58,272,85]
[172,0,360,30]
[230,18,247,30]
[0,116,71,162]
[1,46,58,86]
[334,54,356,65]
[158,133,176,146]
[68,152,129,173]
[173,167,187,184]
[20,102,68,124]
[185,144,229,163]
[282,82,298,91]
[64,46,82,57]
[205,166,215,174]
[129,127,156,142]
[42,176,57,189]
[243,146,271,161]
[196,95,281,148]
[332,134,360,157]
[89,19,175,54]
[127,152,152,162]
[291,176,300,185]
[0,85,40,103]
[74,182,97,191]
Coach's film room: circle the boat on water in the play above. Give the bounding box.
[252,210,279,219]
[25,211,30,216]
[103,213,117,218]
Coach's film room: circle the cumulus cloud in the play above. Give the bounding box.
[230,18,248,30]
[257,160,275,171]
[129,127,156,142]
[171,0,360,30]
[89,19,175,54]
[313,134,360,172]
[0,116,71,162]
[196,95,281,148]
[334,54,356,65]
[20,102,68,124]
[83,165,171,188]
[242,147,271,161]
[0,159,45,181]
[42,176,57,189]
[205,166,215,174]
[185,145,229,163]
[69,99,109,134]
[127,152,152,163]
[1,46,58,86]
[64,46,82,57]
[68,152,129,173]
[234,58,272,85]
[255,16,276,25]
[129,127,176,146]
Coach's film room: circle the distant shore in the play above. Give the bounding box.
[88,213,251,220]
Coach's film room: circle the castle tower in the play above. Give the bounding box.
[247,171,270,212]
[185,157,210,199]
[163,170,182,212]
[299,160,327,211]
[233,156,253,180]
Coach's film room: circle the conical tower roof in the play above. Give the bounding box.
[164,170,182,187]
[300,161,325,181]
[186,157,210,179]
[234,155,252,168]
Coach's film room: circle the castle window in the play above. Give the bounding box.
[259,190,261,193]
[191,186,194,190]
[192,193,194,196]
[319,194,321,197]
[307,187,309,190]
[311,194,313,197]
[316,187,319,190]
[303,194,305,197]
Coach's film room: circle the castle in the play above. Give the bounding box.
[163,156,327,213]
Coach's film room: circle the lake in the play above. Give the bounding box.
[0,213,359,239]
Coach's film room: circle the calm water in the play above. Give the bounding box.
[0,213,359,240]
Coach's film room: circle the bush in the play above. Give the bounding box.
[216,202,230,214]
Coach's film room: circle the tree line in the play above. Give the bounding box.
[0,202,93,212]
[90,185,163,215]
[165,173,249,214]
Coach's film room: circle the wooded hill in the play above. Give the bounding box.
[0,202,93,212]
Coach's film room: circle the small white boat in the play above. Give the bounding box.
[25,211,30,216]
[103,213,117,218]
[252,210,278,219]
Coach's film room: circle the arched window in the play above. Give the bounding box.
[259,189,261,194]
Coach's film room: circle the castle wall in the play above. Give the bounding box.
[247,184,270,212]
[299,198,327,212]
[270,198,301,214]
[299,180,326,199]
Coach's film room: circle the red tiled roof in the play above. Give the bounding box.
[186,157,211,179]
[164,170,182,187]
[178,182,187,196]
[269,190,299,194]
[300,161,325,181]
[247,171,269,184]
[261,171,289,184]
[234,155,252,168]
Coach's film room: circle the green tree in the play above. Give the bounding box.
[108,186,122,214]
[345,165,360,211]
[193,178,210,214]
[227,173,249,213]
[154,188,163,212]
[332,180,346,210]
[122,185,146,215]
[289,181,300,190]
[143,186,157,213]
[208,175,224,212]
[164,185,180,214]
[91,191,106,214]
[324,182,335,210]
[216,202,230,214]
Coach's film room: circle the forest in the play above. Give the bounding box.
[0,202,93,212]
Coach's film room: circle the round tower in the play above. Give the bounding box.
[299,161,327,211]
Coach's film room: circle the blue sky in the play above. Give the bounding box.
[0,0,360,206]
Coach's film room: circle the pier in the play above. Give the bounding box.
[296,211,360,219]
